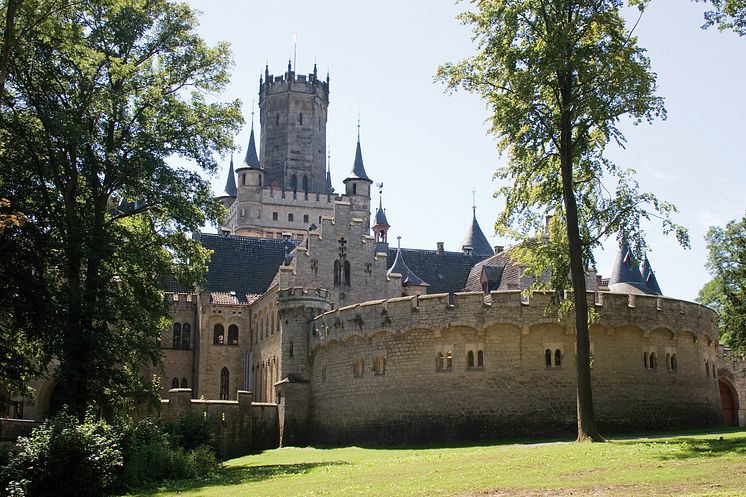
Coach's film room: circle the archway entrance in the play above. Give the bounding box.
[719,379,738,426]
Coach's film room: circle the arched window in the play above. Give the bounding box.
[213,324,224,345]
[446,351,453,369]
[713,364,716,378]
[291,174,298,193]
[644,351,649,369]
[705,359,710,377]
[302,175,309,193]
[666,353,671,370]
[334,260,341,286]
[477,350,484,367]
[171,377,179,389]
[436,352,444,370]
[228,324,239,345]
[352,183,357,195]
[219,367,229,400]
[649,352,657,370]
[172,323,181,349]
[545,349,552,368]
[182,324,190,349]
[180,378,188,388]
[289,340,294,358]
[467,350,475,368]
[344,261,351,287]
[555,349,562,367]
[671,354,678,371]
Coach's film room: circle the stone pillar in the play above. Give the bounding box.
[276,379,311,447]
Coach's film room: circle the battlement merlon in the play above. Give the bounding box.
[277,287,332,309]
[309,291,719,352]
[259,69,329,105]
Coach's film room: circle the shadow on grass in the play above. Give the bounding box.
[134,461,350,495]
[618,436,746,461]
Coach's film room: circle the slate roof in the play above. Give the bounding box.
[237,127,261,170]
[387,248,429,287]
[219,156,237,198]
[608,242,657,296]
[464,250,522,292]
[460,211,494,257]
[387,248,490,294]
[199,233,297,298]
[640,254,663,295]
[374,198,390,228]
[344,139,372,183]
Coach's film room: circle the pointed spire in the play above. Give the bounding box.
[313,62,318,79]
[219,154,237,198]
[237,116,261,170]
[641,254,663,295]
[374,182,389,228]
[325,146,334,193]
[388,237,429,287]
[344,127,372,184]
[460,200,493,257]
[608,241,656,295]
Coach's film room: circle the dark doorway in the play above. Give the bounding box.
[719,379,738,426]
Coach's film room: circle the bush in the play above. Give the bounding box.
[163,411,223,457]
[1,410,123,497]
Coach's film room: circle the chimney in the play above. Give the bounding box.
[436,242,444,255]
[494,245,504,254]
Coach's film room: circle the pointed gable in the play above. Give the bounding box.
[460,212,494,257]
[608,242,657,295]
[219,157,237,198]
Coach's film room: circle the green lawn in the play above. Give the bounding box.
[135,428,746,497]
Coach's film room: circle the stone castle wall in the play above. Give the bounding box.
[303,290,721,444]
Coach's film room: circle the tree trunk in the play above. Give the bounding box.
[559,101,605,443]
[0,0,21,96]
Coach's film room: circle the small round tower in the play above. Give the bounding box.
[343,134,373,232]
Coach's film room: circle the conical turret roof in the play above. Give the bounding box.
[219,156,237,198]
[460,210,493,257]
[236,126,261,171]
[374,197,390,228]
[640,254,663,295]
[344,139,372,183]
[388,240,429,287]
[608,242,657,295]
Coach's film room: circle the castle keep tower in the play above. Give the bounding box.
[259,62,329,193]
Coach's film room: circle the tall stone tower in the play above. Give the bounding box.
[259,62,329,194]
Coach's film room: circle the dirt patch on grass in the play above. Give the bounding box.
[463,481,739,497]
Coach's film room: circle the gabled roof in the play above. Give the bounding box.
[464,249,520,292]
[388,247,429,287]
[344,139,372,183]
[198,233,297,297]
[388,248,489,294]
[460,211,494,257]
[640,254,663,295]
[218,157,237,198]
[236,127,261,171]
[608,242,657,295]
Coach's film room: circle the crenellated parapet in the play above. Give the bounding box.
[309,291,719,352]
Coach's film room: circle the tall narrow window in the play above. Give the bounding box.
[172,323,181,349]
[299,112,303,125]
[302,175,309,193]
[275,113,279,126]
[545,349,552,368]
[352,183,357,195]
[467,351,475,368]
[180,378,188,388]
[344,261,351,287]
[291,175,297,193]
[182,324,190,349]
[649,352,657,370]
[171,377,179,389]
[555,349,562,367]
[374,356,386,376]
[446,351,453,369]
[228,324,239,345]
[671,354,678,371]
[289,339,294,358]
[219,367,229,400]
[436,352,444,370]
[477,350,484,367]
[213,324,224,345]
[334,260,341,286]
[644,351,649,369]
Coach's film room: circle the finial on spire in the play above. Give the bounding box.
[397,235,402,250]
[313,61,318,79]
[292,32,298,71]
[250,99,255,131]
[472,188,477,219]
[327,145,331,172]
[357,113,361,142]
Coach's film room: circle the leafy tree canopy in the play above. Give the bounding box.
[437,0,686,441]
[0,0,242,415]
[699,0,746,36]
[697,216,746,351]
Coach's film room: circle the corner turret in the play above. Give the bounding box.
[343,133,373,231]
[372,183,390,253]
[608,242,657,295]
[218,155,237,210]
[460,202,493,257]
[388,237,430,296]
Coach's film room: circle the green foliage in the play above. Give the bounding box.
[698,0,746,35]
[116,417,221,491]
[164,411,223,456]
[1,410,123,497]
[698,215,746,351]
[0,0,242,413]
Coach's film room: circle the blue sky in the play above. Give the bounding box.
[188,0,746,302]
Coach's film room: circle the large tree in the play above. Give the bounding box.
[699,0,746,35]
[438,0,686,441]
[697,216,746,352]
[0,0,241,416]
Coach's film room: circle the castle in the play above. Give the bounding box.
[9,63,743,451]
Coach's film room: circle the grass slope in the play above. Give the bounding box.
[135,428,746,497]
